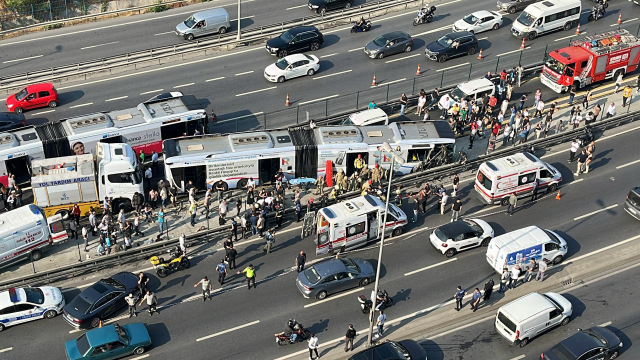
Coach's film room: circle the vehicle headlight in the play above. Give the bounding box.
[620,342,624,347]
[523,26,529,31]
[311,4,318,8]
[7,103,13,108]
[270,47,278,51]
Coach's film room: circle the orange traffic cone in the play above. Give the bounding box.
[99,320,103,328]
[477,48,483,60]
[555,191,561,200]
[520,38,525,50]
[575,23,580,35]
[371,74,377,86]
[618,13,622,24]
[285,94,290,107]
[416,64,421,76]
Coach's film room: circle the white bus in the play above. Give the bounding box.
[162,121,455,191]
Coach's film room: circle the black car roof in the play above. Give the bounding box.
[550,331,603,359]
[437,220,475,239]
[446,31,476,40]
[287,26,320,34]
[348,341,403,360]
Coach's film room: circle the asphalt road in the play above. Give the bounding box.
[1,111,639,359]
[423,262,640,360]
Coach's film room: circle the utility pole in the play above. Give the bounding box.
[236,0,241,41]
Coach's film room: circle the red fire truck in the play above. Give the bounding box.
[541,29,640,93]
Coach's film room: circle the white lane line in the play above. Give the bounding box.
[313,69,352,80]
[80,41,119,50]
[0,347,13,353]
[569,234,640,263]
[385,53,421,64]
[413,24,452,37]
[129,355,149,360]
[298,94,339,106]
[437,62,469,72]
[468,205,500,216]
[174,82,195,88]
[616,159,640,169]
[69,102,94,108]
[206,76,225,82]
[320,53,339,58]
[573,204,618,221]
[497,47,531,57]
[196,320,260,341]
[235,86,277,97]
[154,31,174,36]
[405,258,457,276]
[477,37,488,40]
[372,78,406,88]
[555,34,577,42]
[540,148,566,159]
[600,124,640,140]
[31,109,56,115]
[217,111,264,123]
[566,179,583,185]
[105,96,128,102]
[235,70,254,76]
[348,48,362,52]
[2,54,43,63]
[611,18,638,26]
[140,89,163,95]
[286,4,307,10]
[599,321,612,327]
[510,356,526,360]
[304,287,364,308]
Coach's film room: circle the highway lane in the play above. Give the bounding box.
[2,119,639,359]
[14,0,639,130]
[423,261,640,360]
[0,0,389,76]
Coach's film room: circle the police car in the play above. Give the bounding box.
[0,287,65,331]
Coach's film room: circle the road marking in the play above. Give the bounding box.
[599,321,612,327]
[372,78,406,88]
[510,356,526,360]
[437,62,469,72]
[566,179,583,186]
[154,31,175,36]
[385,53,421,63]
[555,34,577,42]
[31,109,56,115]
[304,287,364,308]
[477,37,488,40]
[235,70,254,76]
[2,54,43,63]
[320,53,339,58]
[69,102,94,108]
[235,86,277,97]
[140,89,164,95]
[286,4,307,10]
[217,111,264,123]
[299,94,339,105]
[540,148,566,159]
[348,48,362,52]
[206,76,225,82]
[196,320,260,341]
[611,18,637,26]
[573,204,618,221]
[616,159,640,169]
[105,96,128,102]
[0,347,12,353]
[404,258,457,276]
[428,315,495,339]
[173,82,194,88]
[80,41,119,50]
[599,124,640,140]
[313,69,352,80]
[129,355,149,360]
[413,24,452,37]
[497,47,530,57]
[569,234,640,263]
[467,205,499,216]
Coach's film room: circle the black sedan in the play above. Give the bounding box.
[348,339,427,360]
[62,272,139,329]
[364,31,413,59]
[0,111,26,131]
[541,326,623,360]
[425,31,478,63]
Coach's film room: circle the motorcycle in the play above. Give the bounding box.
[358,290,394,313]
[149,246,190,278]
[275,319,312,346]
[587,6,605,21]
[578,125,595,147]
[413,5,436,26]
[351,20,372,33]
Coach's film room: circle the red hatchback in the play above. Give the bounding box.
[5,83,59,114]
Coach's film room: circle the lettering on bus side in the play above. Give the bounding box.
[123,131,160,145]
[36,177,91,187]
[207,160,257,179]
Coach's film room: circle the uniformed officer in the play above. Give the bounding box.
[354,154,366,171]
[371,164,382,186]
[314,176,325,195]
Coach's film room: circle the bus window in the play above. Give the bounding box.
[407,149,428,162]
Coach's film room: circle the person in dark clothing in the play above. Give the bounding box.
[530,178,540,202]
[230,218,238,241]
[295,200,302,222]
[275,205,284,228]
[483,278,494,301]
[226,246,237,270]
[296,251,306,273]
[344,324,357,352]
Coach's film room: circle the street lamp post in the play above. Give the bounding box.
[236,0,241,41]
[366,142,404,345]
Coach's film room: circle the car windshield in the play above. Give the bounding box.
[435,228,449,242]
[517,11,535,26]
[476,170,493,190]
[23,287,45,304]
[339,258,360,273]
[450,86,469,102]
[276,58,290,70]
[584,329,608,346]
[388,342,411,359]
[184,15,196,28]
[545,56,565,75]
[373,35,389,47]
[280,30,294,43]
[543,230,562,245]
[464,219,483,233]
[304,267,321,284]
[463,14,479,24]
[76,334,91,356]
[101,277,125,289]
[14,88,29,101]
[387,204,402,219]
[436,35,453,47]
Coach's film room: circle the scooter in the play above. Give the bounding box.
[351,20,372,33]
[358,290,394,313]
[275,319,312,346]
[587,6,605,21]
[149,246,190,278]
[413,5,436,26]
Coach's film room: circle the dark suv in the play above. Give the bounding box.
[308,0,352,14]
[425,31,478,63]
[625,186,640,220]
[266,26,324,58]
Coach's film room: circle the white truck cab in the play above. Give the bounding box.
[96,143,144,212]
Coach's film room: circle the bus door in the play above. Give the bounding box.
[345,152,369,177]
[184,165,206,190]
[259,158,280,185]
[6,155,31,185]
[367,211,379,240]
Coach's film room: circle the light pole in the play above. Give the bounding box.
[236,0,241,41]
[366,142,404,345]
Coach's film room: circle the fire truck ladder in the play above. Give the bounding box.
[571,29,640,56]
[579,55,594,80]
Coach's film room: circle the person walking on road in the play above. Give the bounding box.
[536,260,548,281]
[622,85,632,107]
[194,276,213,301]
[440,191,449,215]
[585,141,596,173]
[483,278,494,301]
[498,269,509,293]
[507,193,517,216]
[470,288,482,312]
[522,266,534,284]
[509,265,520,289]
[375,310,387,338]
[138,290,159,316]
[308,333,319,360]
[530,178,540,202]
[614,72,623,93]
[230,218,238,242]
[575,149,588,176]
[568,85,576,106]
[216,260,228,285]
[296,251,307,273]
[137,272,149,295]
[238,264,256,290]
[125,293,137,318]
[454,286,466,311]
[344,324,356,352]
[189,202,198,227]
[569,139,580,163]
[82,225,89,252]
[450,198,462,222]
[226,246,237,270]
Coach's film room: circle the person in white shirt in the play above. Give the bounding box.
[151,151,159,173]
[144,167,152,189]
[569,139,580,163]
[375,310,387,338]
[219,200,228,219]
[440,192,449,215]
[606,102,616,118]
[247,177,256,190]
[160,187,168,207]
[509,265,520,289]
[502,123,511,147]
[124,235,132,250]
[179,234,186,254]
[439,95,451,119]
[82,226,89,252]
[308,334,319,359]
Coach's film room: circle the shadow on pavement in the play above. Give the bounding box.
[146,322,171,349]
[419,339,444,360]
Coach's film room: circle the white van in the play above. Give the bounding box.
[176,8,231,40]
[495,292,573,347]
[474,152,561,206]
[511,0,581,40]
[449,78,496,104]
[341,108,389,126]
[486,225,568,274]
[0,205,67,268]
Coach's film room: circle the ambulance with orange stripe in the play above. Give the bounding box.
[315,195,407,255]
[474,152,562,206]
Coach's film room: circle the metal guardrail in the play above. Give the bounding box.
[0,0,422,90]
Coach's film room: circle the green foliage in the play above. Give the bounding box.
[149,0,168,12]
[44,23,63,30]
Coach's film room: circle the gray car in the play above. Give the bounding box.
[296,257,375,300]
[364,31,414,59]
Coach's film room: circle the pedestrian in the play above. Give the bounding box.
[344,324,356,352]
[257,214,265,237]
[296,251,306,273]
[568,85,576,105]
[411,195,419,223]
[569,139,580,163]
[295,200,302,222]
[369,100,377,109]
[450,198,462,222]
[606,102,616,118]
[498,269,509,293]
[399,93,408,115]
[440,191,449,215]
[249,213,258,235]
[470,288,482,312]
[452,173,459,197]
[138,290,159,316]
[530,178,540,202]
[137,272,149,295]
[68,218,77,240]
[189,202,198,227]
[483,278,494,301]
[82,225,89,252]
[134,213,143,236]
[507,192,517,216]
[614,72,623,93]
[375,310,387,338]
[575,149,588,176]
[454,286,466,311]
[585,141,595,173]
[230,217,238,241]
[149,189,158,209]
[623,85,632,107]
[160,186,168,208]
[516,64,523,87]
[509,265,520,289]
[157,207,165,234]
[194,276,213,301]
[89,210,97,236]
[593,103,601,121]
[275,205,284,228]
[522,266,534,284]
[151,150,159,174]
[238,264,256,290]
[502,123,511,147]
[536,260,548,281]
[216,259,228,285]
[144,166,152,190]
[534,98,545,118]
[125,293,137,318]
[308,333,319,360]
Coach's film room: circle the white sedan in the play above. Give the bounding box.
[429,219,495,258]
[452,10,503,34]
[264,54,320,83]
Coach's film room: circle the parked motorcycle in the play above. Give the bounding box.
[351,20,372,33]
[358,289,394,313]
[413,5,436,26]
[577,125,595,147]
[149,246,190,278]
[275,319,312,346]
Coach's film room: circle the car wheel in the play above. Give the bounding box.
[563,22,571,31]
[493,23,499,30]
[527,32,536,41]
[610,351,619,359]
[500,197,510,206]
[0,324,5,332]
[438,54,447,63]
[277,50,287,58]
[392,227,403,237]
[48,100,58,108]
[320,7,326,15]
[560,316,570,326]
[316,291,327,300]
[14,107,23,114]
[553,255,563,265]
[186,33,194,41]
[310,42,320,51]
[44,310,57,319]
[31,250,43,261]
[359,278,370,287]
[547,183,558,193]
[508,6,516,14]
[404,45,412,53]
[133,347,146,355]
[518,338,529,348]
[307,68,315,76]
[345,1,351,9]
[468,46,477,55]
[445,248,456,258]
[219,27,227,34]
[277,76,285,83]
[90,317,101,328]
[377,52,385,59]
[481,237,491,247]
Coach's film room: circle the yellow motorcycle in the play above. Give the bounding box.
[149,246,190,278]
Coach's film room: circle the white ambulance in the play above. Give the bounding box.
[315,195,407,255]
[474,152,562,206]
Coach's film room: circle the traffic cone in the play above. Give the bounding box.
[618,13,622,24]
[575,23,580,35]
[371,74,377,86]
[555,191,561,200]
[477,48,483,60]
[99,320,103,328]
[285,94,290,107]
[416,64,421,76]
[520,38,525,50]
